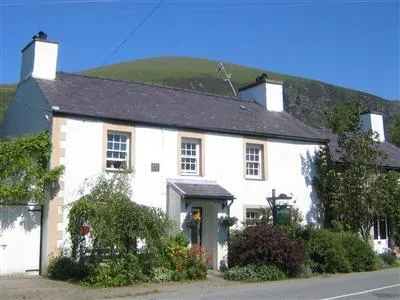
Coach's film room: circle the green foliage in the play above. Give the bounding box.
[376,171,400,245]
[308,229,352,273]
[68,173,172,263]
[46,256,89,282]
[62,173,182,286]
[84,252,147,287]
[218,215,238,227]
[341,232,377,272]
[379,250,397,267]
[389,112,400,146]
[0,132,64,204]
[0,84,16,121]
[152,267,174,283]
[314,102,400,242]
[185,246,208,280]
[307,229,378,273]
[228,224,308,277]
[168,243,209,281]
[224,265,287,281]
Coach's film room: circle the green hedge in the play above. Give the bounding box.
[308,229,377,273]
[224,265,287,281]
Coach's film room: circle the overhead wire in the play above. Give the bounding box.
[101,0,165,66]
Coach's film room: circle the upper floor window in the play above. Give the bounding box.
[246,144,262,179]
[181,138,200,175]
[243,138,267,180]
[106,132,130,170]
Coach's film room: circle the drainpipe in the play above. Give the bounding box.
[227,198,235,217]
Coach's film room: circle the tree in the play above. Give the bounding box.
[314,103,400,242]
[389,112,400,146]
[0,132,64,204]
[68,173,172,262]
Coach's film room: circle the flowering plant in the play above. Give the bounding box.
[218,216,238,227]
[169,245,210,280]
[183,212,201,229]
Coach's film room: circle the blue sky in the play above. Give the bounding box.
[0,0,399,100]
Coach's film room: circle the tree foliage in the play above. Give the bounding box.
[314,103,400,242]
[0,132,64,204]
[389,112,400,146]
[68,173,172,263]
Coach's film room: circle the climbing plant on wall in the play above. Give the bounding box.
[0,132,64,204]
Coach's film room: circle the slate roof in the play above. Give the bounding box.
[170,182,234,200]
[35,72,327,142]
[326,131,400,170]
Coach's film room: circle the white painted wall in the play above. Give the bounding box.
[360,113,385,142]
[0,205,41,275]
[239,83,267,107]
[20,40,58,81]
[60,118,321,236]
[239,81,284,112]
[1,78,51,139]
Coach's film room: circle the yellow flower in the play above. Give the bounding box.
[193,212,201,222]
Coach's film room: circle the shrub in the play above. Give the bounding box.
[228,224,307,277]
[379,250,397,267]
[47,256,89,281]
[224,265,286,281]
[341,232,377,271]
[308,229,351,273]
[152,267,174,282]
[185,246,208,280]
[84,252,147,287]
[224,265,258,281]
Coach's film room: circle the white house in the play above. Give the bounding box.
[1,35,399,275]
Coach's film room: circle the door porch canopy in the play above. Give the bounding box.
[169,181,234,201]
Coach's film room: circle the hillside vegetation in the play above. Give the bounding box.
[1,57,399,135]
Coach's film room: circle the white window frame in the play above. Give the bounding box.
[373,216,388,240]
[106,131,130,170]
[246,144,263,179]
[245,208,262,222]
[181,138,200,176]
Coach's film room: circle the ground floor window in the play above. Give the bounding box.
[244,207,270,225]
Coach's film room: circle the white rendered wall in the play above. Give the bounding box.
[61,118,321,234]
[0,205,41,275]
[360,113,385,142]
[20,40,58,81]
[239,82,284,112]
[1,78,51,138]
[239,84,267,107]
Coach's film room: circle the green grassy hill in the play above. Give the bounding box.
[0,84,17,121]
[1,56,399,134]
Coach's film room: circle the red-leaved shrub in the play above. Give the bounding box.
[228,224,308,276]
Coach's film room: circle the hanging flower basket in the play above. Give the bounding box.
[80,225,90,236]
[183,212,201,229]
[218,216,238,227]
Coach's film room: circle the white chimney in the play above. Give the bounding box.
[20,34,58,81]
[360,112,385,142]
[239,74,284,112]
